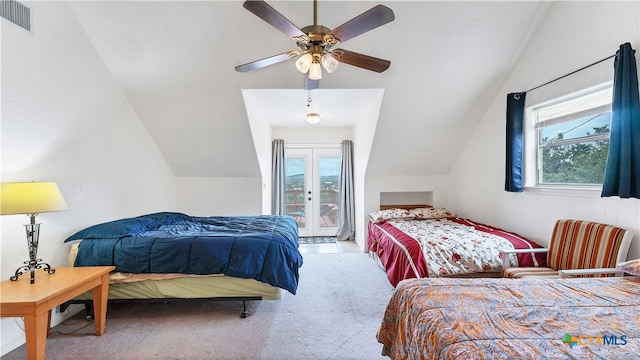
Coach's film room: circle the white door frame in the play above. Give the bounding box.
[285,145,340,237]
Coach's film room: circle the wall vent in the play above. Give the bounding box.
[1,0,31,32]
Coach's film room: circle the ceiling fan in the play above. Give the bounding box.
[235,0,395,90]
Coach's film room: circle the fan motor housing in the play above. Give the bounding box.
[301,25,331,43]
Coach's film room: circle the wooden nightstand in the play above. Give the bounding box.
[1,266,114,360]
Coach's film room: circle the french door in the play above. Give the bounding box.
[284,147,341,237]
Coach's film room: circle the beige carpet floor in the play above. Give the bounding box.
[2,252,395,360]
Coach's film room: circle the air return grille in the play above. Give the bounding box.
[1,0,31,31]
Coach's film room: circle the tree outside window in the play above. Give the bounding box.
[533,85,612,187]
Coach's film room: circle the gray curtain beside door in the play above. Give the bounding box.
[271,139,286,215]
[336,140,355,241]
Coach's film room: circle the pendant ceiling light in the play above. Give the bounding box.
[306,113,320,124]
[306,90,320,125]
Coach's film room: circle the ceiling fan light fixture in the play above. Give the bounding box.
[306,112,320,124]
[321,53,339,73]
[295,53,313,73]
[308,62,322,80]
[236,1,395,90]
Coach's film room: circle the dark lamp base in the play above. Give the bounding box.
[10,261,56,284]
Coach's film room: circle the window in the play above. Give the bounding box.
[529,84,612,188]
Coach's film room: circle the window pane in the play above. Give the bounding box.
[540,140,609,184]
[529,84,612,188]
[319,157,340,202]
[319,156,340,228]
[285,157,305,226]
[540,112,611,144]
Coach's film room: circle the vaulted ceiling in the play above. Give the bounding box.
[68,1,549,177]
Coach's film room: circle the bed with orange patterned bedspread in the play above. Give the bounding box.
[377,276,640,359]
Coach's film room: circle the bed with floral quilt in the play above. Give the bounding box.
[367,206,546,286]
[377,272,640,359]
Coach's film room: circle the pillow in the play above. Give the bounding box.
[411,207,456,220]
[137,212,189,225]
[369,208,415,224]
[617,258,640,276]
[64,217,157,242]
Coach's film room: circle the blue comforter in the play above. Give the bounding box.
[65,212,302,294]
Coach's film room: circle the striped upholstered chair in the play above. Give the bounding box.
[501,219,634,279]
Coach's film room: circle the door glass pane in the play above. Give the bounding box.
[319,156,340,228]
[285,157,306,229]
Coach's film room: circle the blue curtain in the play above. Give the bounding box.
[505,92,526,192]
[602,43,640,199]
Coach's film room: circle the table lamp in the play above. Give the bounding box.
[1,182,68,284]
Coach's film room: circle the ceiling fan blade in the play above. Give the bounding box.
[325,5,394,43]
[235,51,301,72]
[243,0,307,41]
[332,49,390,73]
[304,74,320,90]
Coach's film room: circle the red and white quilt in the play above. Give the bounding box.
[368,218,546,286]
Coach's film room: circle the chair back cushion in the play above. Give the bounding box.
[547,219,627,270]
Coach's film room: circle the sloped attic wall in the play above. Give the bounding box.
[1,1,176,353]
[448,1,640,260]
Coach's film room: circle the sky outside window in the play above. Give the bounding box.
[541,112,611,143]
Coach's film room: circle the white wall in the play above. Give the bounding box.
[365,175,450,215]
[272,127,353,144]
[177,177,262,216]
[449,1,640,260]
[243,89,274,215]
[179,126,353,220]
[354,91,383,250]
[1,2,176,354]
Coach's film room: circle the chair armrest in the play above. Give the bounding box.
[558,268,624,279]
[502,248,550,254]
[501,248,549,268]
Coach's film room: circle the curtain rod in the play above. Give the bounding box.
[525,53,616,93]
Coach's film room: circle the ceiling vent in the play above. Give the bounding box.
[1,0,31,32]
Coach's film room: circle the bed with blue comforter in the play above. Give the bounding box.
[65,212,302,295]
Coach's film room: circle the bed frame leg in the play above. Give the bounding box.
[84,302,95,321]
[240,300,249,318]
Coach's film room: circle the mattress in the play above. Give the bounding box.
[69,243,283,300]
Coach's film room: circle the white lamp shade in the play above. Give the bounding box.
[321,53,339,73]
[308,62,322,80]
[295,53,313,73]
[1,182,68,215]
[306,113,320,124]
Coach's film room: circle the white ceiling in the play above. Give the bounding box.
[242,88,384,127]
[68,1,549,177]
